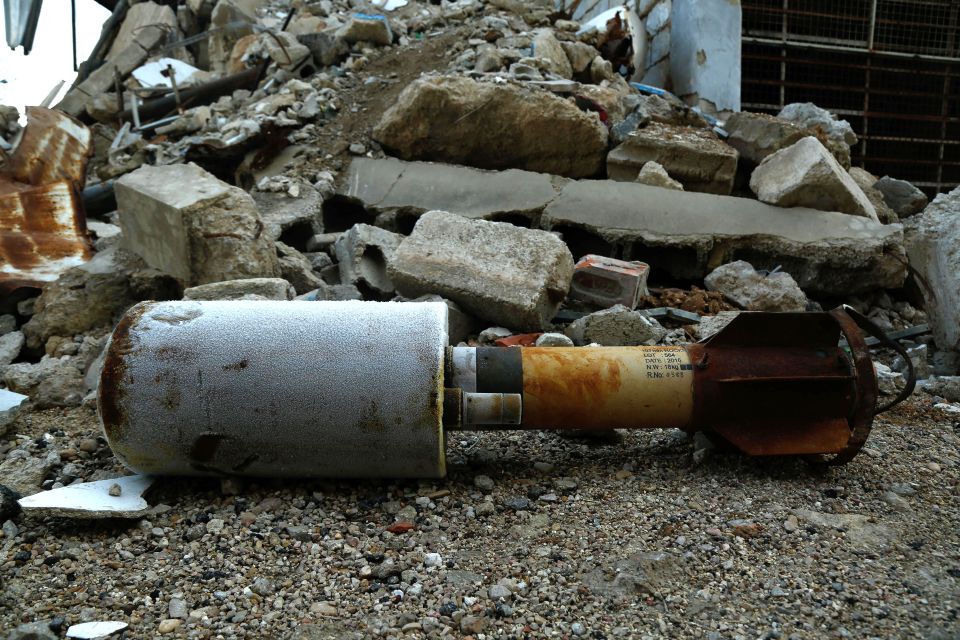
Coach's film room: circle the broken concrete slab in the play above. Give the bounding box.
[704,261,807,312]
[564,305,665,346]
[389,211,574,331]
[115,163,281,286]
[334,224,404,299]
[724,111,809,165]
[903,186,960,352]
[338,157,564,225]
[607,123,738,194]
[183,278,296,301]
[372,76,608,178]
[749,137,878,221]
[542,179,906,296]
[875,176,929,218]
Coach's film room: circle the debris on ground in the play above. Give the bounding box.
[0,0,957,635]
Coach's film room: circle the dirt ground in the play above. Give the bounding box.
[1,395,957,639]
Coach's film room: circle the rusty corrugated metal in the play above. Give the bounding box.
[0,106,94,292]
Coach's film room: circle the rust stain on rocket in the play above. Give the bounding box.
[0,107,94,292]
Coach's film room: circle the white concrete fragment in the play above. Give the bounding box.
[66,621,129,639]
[749,137,878,221]
[17,475,154,519]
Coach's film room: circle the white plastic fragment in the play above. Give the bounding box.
[0,388,27,412]
[65,621,129,639]
[372,0,408,10]
[131,57,201,88]
[17,475,155,519]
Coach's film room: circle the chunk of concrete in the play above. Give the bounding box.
[849,167,897,224]
[542,179,905,296]
[532,29,573,78]
[389,211,574,331]
[372,76,608,178]
[253,182,324,242]
[0,331,23,367]
[3,356,85,409]
[21,247,180,351]
[749,137,878,221]
[704,261,807,312]
[875,176,929,218]
[115,163,281,286]
[338,13,393,46]
[276,242,325,295]
[334,224,404,299]
[338,157,565,225]
[635,161,683,190]
[564,305,665,346]
[903,186,960,352]
[183,278,295,301]
[724,111,809,165]
[607,123,738,194]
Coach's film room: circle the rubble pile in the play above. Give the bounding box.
[0,0,959,636]
[0,0,953,425]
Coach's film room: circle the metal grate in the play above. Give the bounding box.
[742,0,960,195]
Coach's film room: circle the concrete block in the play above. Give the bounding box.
[607,123,738,194]
[569,255,650,309]
[334,224,404,298]
[749,137,878,221]
[183,278,296,301]
[876,176,929,218]
[564,305,665,346]
[336,158,905,296]
[372,76,608,179]
[904,186,960,352]
[115,163,281,285]
[389,211,574,331]
[704,260,807,312]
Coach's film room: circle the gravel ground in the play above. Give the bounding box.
[1,394,958,639]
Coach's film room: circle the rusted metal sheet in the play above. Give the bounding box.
[0,106,93,291]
